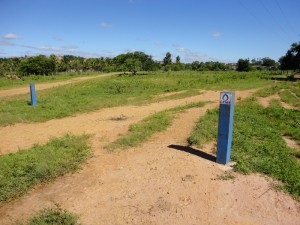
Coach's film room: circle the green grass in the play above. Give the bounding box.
[187,108,219,147]
[279,90,300,107]
[106,101,207,151]
[255,81,300,108]
[0,71,104,90]
[0,71,272,126]
[155,89,202,102]
[255,81,299,97]
[0,134,92,203]
[188,96,300,199]
[17,204,80,225]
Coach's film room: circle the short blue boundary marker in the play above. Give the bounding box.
[30,82,37,106]
[216,91,235,164]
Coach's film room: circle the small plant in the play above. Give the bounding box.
[216,173,235,180]
[17,204,80,225]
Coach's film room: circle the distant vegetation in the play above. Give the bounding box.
[2,42,299,77]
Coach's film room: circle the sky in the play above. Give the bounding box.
[0,0,299,63]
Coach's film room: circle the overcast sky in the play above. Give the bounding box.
[0,0,299,62]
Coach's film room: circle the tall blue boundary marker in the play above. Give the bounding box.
[30,82,37,106]
[216,91,235,164]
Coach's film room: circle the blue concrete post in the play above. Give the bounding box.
[216,91,235,164]
[30,82,37,106]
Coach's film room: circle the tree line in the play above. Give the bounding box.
[0,42,299,76]
[0,52,234,76]
[237,42,300,72]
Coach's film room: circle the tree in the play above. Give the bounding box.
[18,55,55,76]
[124,58,142,75]
[163,52,172,66]
[236,59,251,72]
[279,42,300,71]
[261,57,276,67]
[69,58,83,72]
[114,51,156,72]
[173,55,183,71]
[0,57,21,75]
[49,54,59,73]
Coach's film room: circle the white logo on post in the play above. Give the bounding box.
[220,92,231,104]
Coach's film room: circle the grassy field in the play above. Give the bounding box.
[1,71,298,201]
[0,71,273,126]
[0,71,105,90]
[188,82,300,200]
[0,134,92,203]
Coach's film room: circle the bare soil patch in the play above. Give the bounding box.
[257,94,298,110]
[283,136,300,151]
[0,88,299,225]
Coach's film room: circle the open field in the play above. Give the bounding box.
[0,72,119,97]
[0,72,112,90]
[0,71,299,225]
[0,71,271,126]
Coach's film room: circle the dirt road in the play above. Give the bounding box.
[0,90,252,155]
[0,89,299,225]
[0,72,118,98]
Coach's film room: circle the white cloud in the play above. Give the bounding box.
[0,49,7,55]
[176,47,189,53]
[212,32,221,37]
[99,22,112,27]
[22,44,78,53]
[0,41,15,46]
[154,41,162,45]
[53,36,64,41]
[79,50,116,58]
[124,48,137,53]
[172,43,181,48]
[21,44,116,58]
[174,45,218,62]
[2,33,21,39]
[137,37,149,42]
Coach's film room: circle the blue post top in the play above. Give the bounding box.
[220,91,235,105]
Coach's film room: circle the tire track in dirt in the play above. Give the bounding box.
[0,72,119,98]
[0,88,299,225]
[256,94,299,110]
